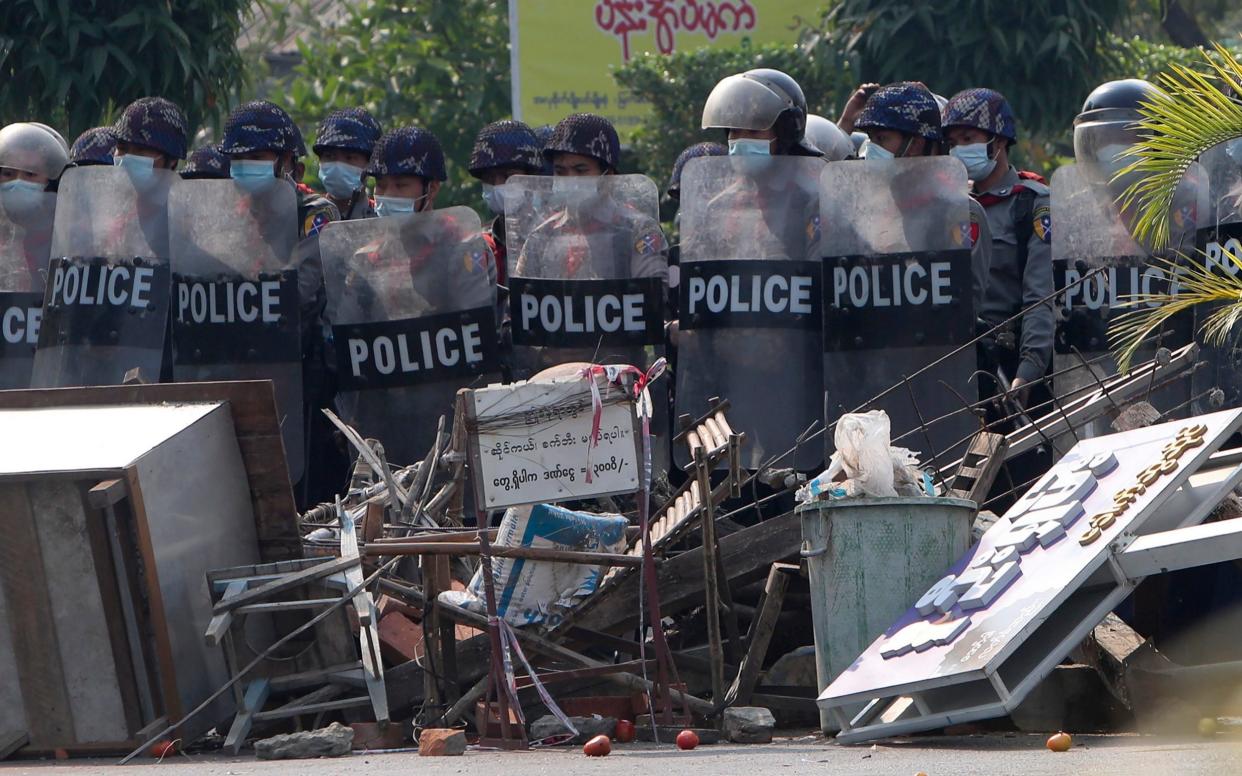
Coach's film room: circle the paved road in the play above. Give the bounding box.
[4,733,1242,775]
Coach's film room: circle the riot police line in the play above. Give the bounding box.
[1,157,1228,489]
[3,75,1242,511]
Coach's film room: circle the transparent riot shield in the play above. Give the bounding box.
[675,156,824,471]
[168,179,304,479]
[504,174,670,475]
[0,190,55,389]
[320,207,501,465]
[820,157,975,471]
[1192,140,1242,410]
[1052,163,1201,420]
[31,165,174,387]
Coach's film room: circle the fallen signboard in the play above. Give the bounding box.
[464,372,642,510]
[819,408,1242,742]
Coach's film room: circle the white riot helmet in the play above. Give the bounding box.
[0,122,70,181]
[804,115,856,161]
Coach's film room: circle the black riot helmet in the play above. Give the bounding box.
[1073,78,1163,175]
[701,68,821,157]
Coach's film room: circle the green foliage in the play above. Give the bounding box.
[613,40,858,191]
[0,0,250,137]
[280,0,511,207]
[816,0,1129,138]
[1106,32,1205,81]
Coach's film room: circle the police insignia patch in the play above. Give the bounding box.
[1034,205,1051,244]
[463,250,487,273]
[635,232,664,256]
[303,208,331,238]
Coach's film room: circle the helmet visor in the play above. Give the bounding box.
[701,75,789,132]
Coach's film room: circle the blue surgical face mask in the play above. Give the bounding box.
[114,152,158,186]
[0,178,47,218]
[319,161,364,200]
[481,183,504,215]
[230,158,278,193]
[728,138,772,157]
[950,142,997,181]
[861,140,894,161]
[375,195,418,218]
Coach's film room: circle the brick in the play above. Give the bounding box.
[418,728,466,756]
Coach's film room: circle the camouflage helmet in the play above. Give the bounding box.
[542,113,620,172]
[0,122,70,180]
[856,82,943,142]
[69,126,116,166]
[220,100,301,156]
[667,141,726,199]
[313,107,381,157]
[942,88,1018,144]
[469,119,543,177]
[180,145,231,180]
[112,96,189,159]
[366,126,447,181]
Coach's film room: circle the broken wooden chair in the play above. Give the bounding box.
[203,506,387,754]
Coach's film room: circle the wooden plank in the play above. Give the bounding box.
[695,447,725,704]
[224,679,269,755]
[0,483,74,748]
[235,598,342,615]
[211,556,359,615]
[204,580,245,646]
[570,511,801,636]
[124,469,183,725]
[726,563,793,706]
[79,485,145,736]
[87,479,127,508]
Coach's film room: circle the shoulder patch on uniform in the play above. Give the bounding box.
[635,231,666,257]
[303,205,335,238]
[807,213,821,245]
[1033,204,1051,244]
[463,248,489,274]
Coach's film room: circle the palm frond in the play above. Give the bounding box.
[1115,42,1242,251]
[1109,247,1242,371]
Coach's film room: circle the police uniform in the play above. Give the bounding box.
[976,166,1054,386]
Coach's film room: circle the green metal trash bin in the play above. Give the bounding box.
[798,496,975,733]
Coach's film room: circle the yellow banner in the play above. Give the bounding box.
[509,0,812,138]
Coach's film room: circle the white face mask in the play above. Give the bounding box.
[727,138,772,157]
[374,194,427,218]
[861,140,894,161]
[481,183,504,215]
[950,142,997,181]
[0,178,48,219]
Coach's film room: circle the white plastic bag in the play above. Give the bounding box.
[834,410,896,497]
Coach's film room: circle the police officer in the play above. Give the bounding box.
[702,68,821,158]
[0,122,66,279]
[313,108,383,220]
[220,99,342,505]
[803,115,855,161]
[220,100,340,238]
[855,82,994,313]
[665,141,726,284]
[368,126,446,217]
[516,113,668,282]
[112,96,188,173]
[180,145,231,180]
[943,88,1053,409]
[467,119,544,284]
[68,127,115,167]
[667,141,727,205]
[0,122,69,194]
